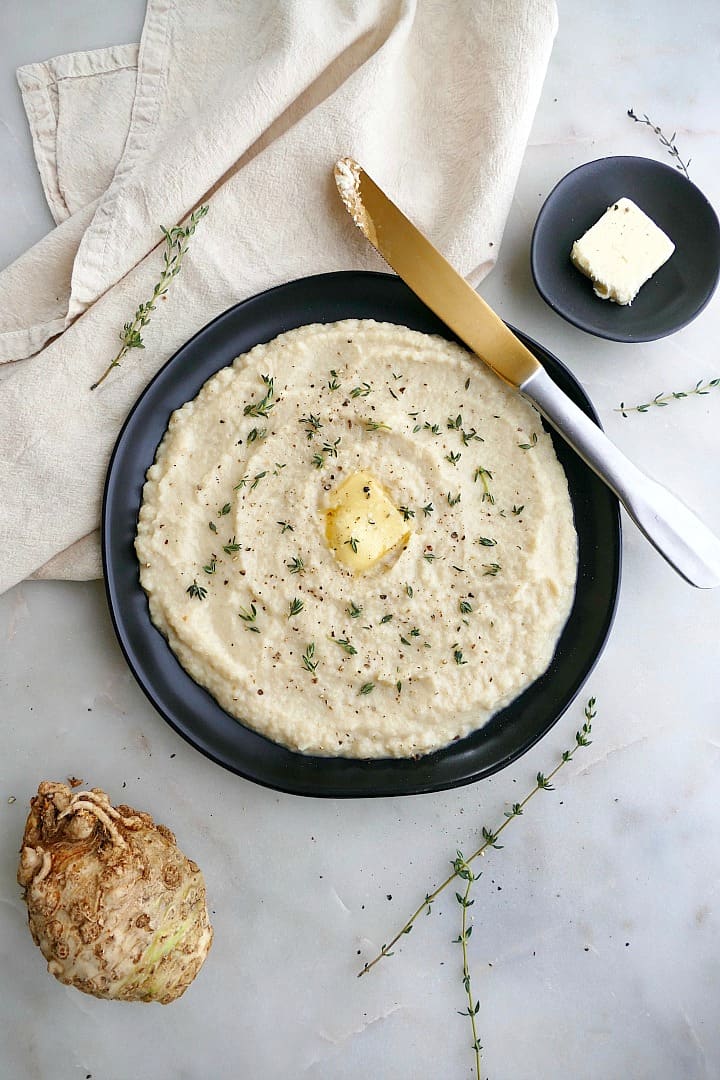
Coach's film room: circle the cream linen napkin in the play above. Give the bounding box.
[0,0,558,595]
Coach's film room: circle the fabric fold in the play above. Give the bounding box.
[0,0,558,592]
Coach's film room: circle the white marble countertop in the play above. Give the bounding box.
[2,3,719,1078]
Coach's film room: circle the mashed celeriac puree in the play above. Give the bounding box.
[136,320,577,758]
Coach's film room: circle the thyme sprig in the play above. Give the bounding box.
[627,108,691,178]
[617,377,720,416]
[357,697,596,978]
[454,855,482,1080]
[90,206,209,390]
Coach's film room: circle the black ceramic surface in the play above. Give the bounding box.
[103,271,621,798]
[531,156,720,342]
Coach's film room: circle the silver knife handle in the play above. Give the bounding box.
[520,367,720,589]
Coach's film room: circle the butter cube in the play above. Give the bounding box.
[571,197,675,305]
[324,471,411,572]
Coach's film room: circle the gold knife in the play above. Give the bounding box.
[334,157,720,589]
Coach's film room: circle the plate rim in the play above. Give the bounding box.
[530,154,720,342]
[102,270,621,798]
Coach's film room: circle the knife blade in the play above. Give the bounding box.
[333,157,720,589]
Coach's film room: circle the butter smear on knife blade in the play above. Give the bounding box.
[334,157,378,246]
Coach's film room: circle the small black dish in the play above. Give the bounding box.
[102,271,620,798]
[531,156,720,342]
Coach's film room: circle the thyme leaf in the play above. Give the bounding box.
[322,437,341,458]
[186,579,207,601]
[473,467,494,504]
[302,642,318,672]
[331,636,357,656]
[238,603,259,631]
[300,414,323,439]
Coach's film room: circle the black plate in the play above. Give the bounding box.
[531,156,720,342]
[102,271,620,798]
